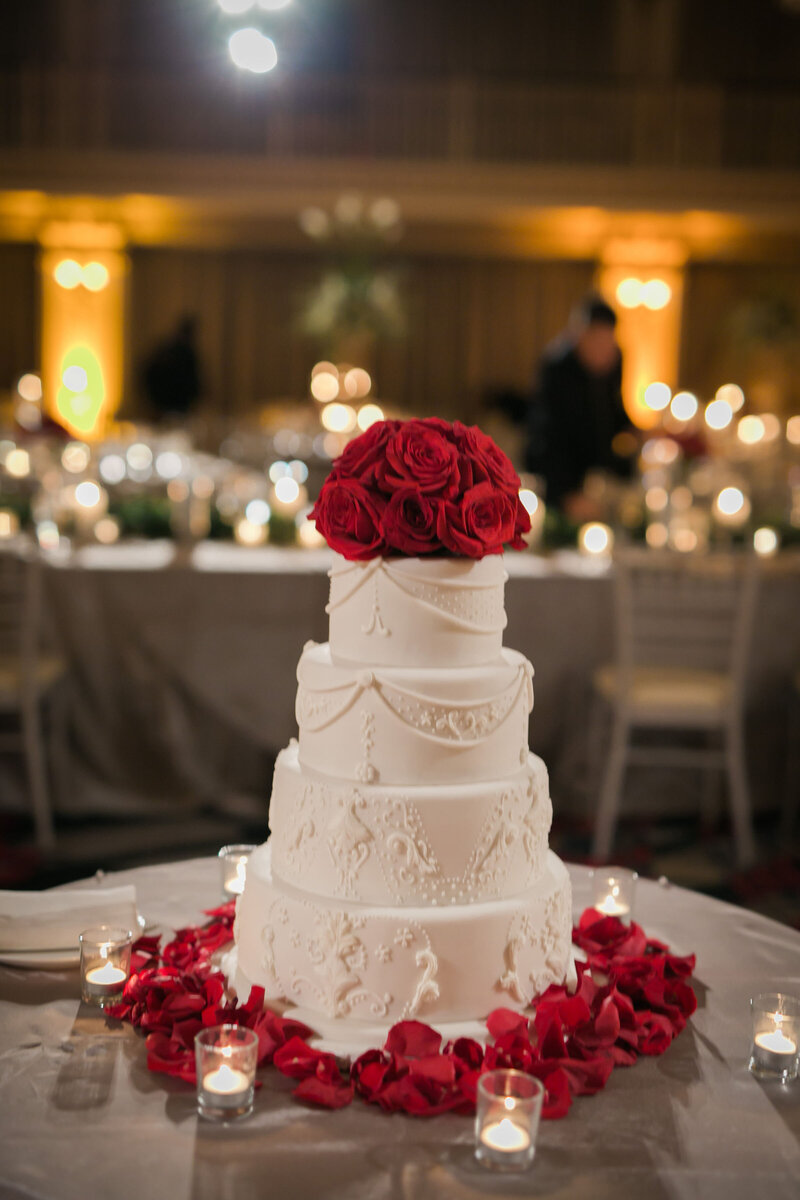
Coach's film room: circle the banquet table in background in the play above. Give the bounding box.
[40,542,800,820]
[0,860,798,1200]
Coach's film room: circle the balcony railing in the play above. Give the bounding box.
[0,68,798,171]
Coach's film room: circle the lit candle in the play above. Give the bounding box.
[596,894,631,920]
[591,870,637,925]
[219,845,255,899]
[80,926,133,1006]
[752,1019,798,1074]
[203,1063,250,1101]
[225,858,247,897]
[480,1117,531,1155]
[85,962,127,988]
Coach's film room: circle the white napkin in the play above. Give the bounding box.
[0,885,138,952]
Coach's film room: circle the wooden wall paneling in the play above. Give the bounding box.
[0,242,37,391]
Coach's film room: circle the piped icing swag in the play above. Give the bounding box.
[310,418,531,560]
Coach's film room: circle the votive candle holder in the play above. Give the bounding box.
[591,867,638,924]
[195,1025,259,1121]
[218,844,256,899]
[79,925,132,1007]
[475,1069,544,1172]
[749,993,799,1083]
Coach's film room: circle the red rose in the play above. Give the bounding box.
[383,486,444,555]
[310,477,386,560]
[334,419,400,484]
[453,423,521,493]
[438,482,517,557]
[380,420,460,497]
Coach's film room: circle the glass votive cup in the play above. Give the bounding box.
[591,867,638,925]
[749,993,799,1083]
[475,1069,545,1172]
[218,844,256,899]
[195,1025,259,1121]
[79,926,132,1007]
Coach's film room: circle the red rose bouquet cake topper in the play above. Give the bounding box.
[310,418,531,560]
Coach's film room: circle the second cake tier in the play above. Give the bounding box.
[296,641,534,786]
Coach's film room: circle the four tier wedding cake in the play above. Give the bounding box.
[226,418,573,1051]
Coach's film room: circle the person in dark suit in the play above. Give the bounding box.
[142,315,202,421]
[525,295,634,519]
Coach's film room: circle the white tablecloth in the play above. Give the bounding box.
[0,858,798,1200]
[40,544,800,818]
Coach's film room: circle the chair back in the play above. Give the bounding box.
[613,548,758,703]
[0,549,42,683]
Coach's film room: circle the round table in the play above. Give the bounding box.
[1,859,798,1200]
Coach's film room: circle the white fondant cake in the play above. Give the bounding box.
[227,552,573,1051]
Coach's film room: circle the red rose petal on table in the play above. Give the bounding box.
[531,1066,572,1120]
[384,1020,442,1061]
[486,1008,530,1041]
[273,1036,338,1081]
[408,1053,456,1087]
[446,1036,484,1071]
[294,1074,354,1110]
[352,1050,392,1100]
[635,1012,675,1055]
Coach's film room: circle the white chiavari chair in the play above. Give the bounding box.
[0,549,66,851]
[591,549,759,868]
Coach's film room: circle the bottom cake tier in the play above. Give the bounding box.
[225,842,574,1053]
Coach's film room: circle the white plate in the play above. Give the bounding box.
[0,914,147,970]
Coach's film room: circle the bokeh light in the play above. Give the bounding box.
[61,442,91,474]
[321,402,357,433]
[17,373,42,402]
[643,382,671,412]
[99,454,126,484]
[74,481,102,509]
[344,367,372,398]
[94,516,121,545]
[245,498,271,525]
[579,522,613,556]
[753,527,779,557]
[4,448,30,478]
[704,399,733,430]
[235,517,267,546]
[670,391,698,421]
[737,416,765,445]
[229,28,277,73]
[62,365,88,393]
[615,278,641,308]
[645,486,669,512]
[269,461,290,483]
[646,523,668,549]
[787,415,800,445]
[274,476,300,505]
[640,279,672,310]
[715,383,745,413]
[357,403,384,431]
[54,259,82,289]
[310,371,340,403]
[155,451,184,479]
[518,488,539,516]
[82,262,110,292]
[126,443,153,471]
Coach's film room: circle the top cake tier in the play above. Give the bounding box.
[327,554,508,668]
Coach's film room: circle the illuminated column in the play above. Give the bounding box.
[597,242,686,430]
[39,223,127,439]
